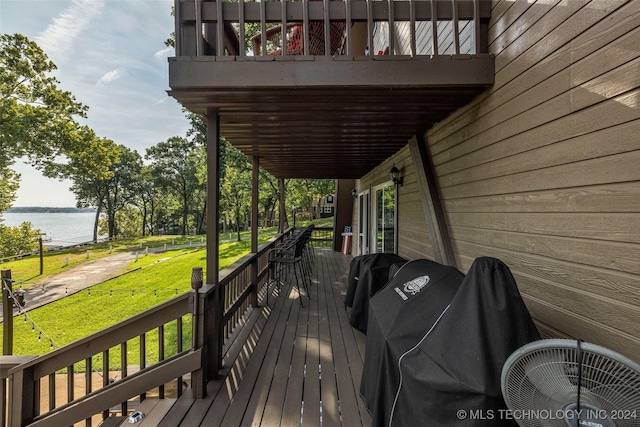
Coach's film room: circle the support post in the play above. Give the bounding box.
[207,109,223,380]
[278,178,286,232]
[39,237,43,275]
[190,267,205,397]
[2,270,13,427]
[8,364,36,427]
[2,270,13,355]
[190,108,224,398]
[408,136,456,267]
[250,156,259,307]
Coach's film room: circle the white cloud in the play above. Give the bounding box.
[154,46,174,60]
[35,0,105,63]
[97,68,128,86]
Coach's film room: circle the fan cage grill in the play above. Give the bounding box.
[501,340,640,427]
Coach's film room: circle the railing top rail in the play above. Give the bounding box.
[0,356,36,379]
[176,0,490,24]
[175,0,490,56]
[9,294,189,378]
[214,229,293,288]
[27,349,201,427]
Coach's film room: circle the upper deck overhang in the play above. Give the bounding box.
[168,54,493,179]
[167,0,494,179]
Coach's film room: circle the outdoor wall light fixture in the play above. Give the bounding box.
[390,165,403,186]
[352,188,358,198]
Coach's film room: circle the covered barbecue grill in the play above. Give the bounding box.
[361,257,541,426]
[345,253,407,333]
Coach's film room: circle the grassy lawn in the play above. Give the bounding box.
[1,228,281,288]
[0,228,282,364]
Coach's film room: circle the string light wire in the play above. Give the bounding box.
[2,279,58,350]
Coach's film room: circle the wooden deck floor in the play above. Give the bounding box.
[158,248,372,427]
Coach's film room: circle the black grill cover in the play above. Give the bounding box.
[345,255,369,308]
[361,257,541,427]
[345,253,407,333]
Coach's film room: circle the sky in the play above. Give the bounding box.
[1,0,190,207]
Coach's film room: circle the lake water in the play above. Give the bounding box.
[2,212,98,247]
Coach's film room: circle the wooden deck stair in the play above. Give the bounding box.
[155,248,370,426]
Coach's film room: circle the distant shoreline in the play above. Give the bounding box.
[6,207,96,214]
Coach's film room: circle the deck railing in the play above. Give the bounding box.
[7,295,193,427]
[310,226,334,248]
[6,231,293,426]
[174,0,489,58]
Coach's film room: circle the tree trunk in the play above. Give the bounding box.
[108,213,116,239]
[141,205,148,237]
[236,209,242,242]
[92,203,103,242]
[148,200,155,236]
[182,195,188,236]
[198,200,207,234]
[266,198,277,228]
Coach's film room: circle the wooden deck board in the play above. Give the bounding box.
[280,290,309,427]
[258,286,302,426]
[242,286,303,427]
[317,254,340,427]
[160,248,369,427]
[217,282,295,426]
[301,264,320,427]
[325,253,357,427]
[326,250,372,426]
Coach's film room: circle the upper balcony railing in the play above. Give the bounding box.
[174,0,490,59]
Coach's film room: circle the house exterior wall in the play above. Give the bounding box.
[354,0,640,361]
[373,19,474,55]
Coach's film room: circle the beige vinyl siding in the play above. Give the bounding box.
[357,0,639,360]
[422,0,640,359]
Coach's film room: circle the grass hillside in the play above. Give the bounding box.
[0,228,281,360]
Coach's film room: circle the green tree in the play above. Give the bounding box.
[259,169,280,228]
[102,147,143,239]
[99,205,142,239]
[0,221,41,257]
[1,34,113,249]
[0,33,88,183]
[287,179,335,221]
[221,163,251,241]
[129,165,160,236]
[69,139,124,241]
[146,137,204,236]
[71,144,142,240]
[0,167,19,214]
